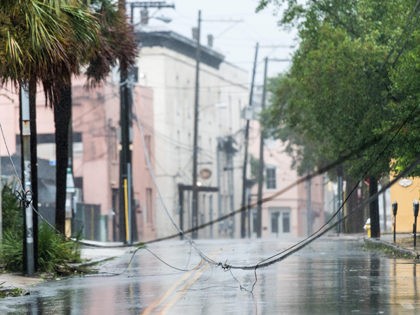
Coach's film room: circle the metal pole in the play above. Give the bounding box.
[414,201,419,248]
[256,56,268,238]
[240,42,259,238]
[21,84,34,276]
[392,202,398,243]
[178,184,184,240]
[192,10,201,239]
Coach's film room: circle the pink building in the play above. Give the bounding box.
[249,120,325,238]
[0,76,156,242]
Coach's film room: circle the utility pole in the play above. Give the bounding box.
[118,0,133,244]
[192,10,201,239]
[240,43,259,238]
[129,1,175,24]
[20,84,35,276]
[256,56,268,238]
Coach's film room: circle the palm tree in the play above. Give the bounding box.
[53,0,137,235]
[0,0,100,271]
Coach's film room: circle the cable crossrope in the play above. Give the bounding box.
[136,104,418,246]
[132,95,219,268]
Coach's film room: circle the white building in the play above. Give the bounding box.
[135,28,249,238]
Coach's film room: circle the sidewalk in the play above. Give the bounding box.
[364,233,420,259]
[0,241,132,296]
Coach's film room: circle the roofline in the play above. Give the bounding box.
[135,30,225,69]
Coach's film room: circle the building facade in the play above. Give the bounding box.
[248,120,325,238]
[0,77,156,242]
[135,28,249,238]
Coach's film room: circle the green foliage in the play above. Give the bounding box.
[37,224,81,274]
[250,155,260,181]
[1,185,81,274]
[0,223,82,275]
[0,0,101,104]
[0,186,23,271]
[261,0,420,178]
[1,186,22,234]
[0,230,23,272]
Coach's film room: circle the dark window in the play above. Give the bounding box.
[266,167,276,189]
[282,212,290,233]
[271,212,280,234]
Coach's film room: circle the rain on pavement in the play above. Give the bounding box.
[1,236,419,314]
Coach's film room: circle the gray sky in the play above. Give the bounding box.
[141,0,297,82]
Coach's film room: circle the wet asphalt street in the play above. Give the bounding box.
[1,236,419,314]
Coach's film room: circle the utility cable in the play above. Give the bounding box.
[132,94,221,269]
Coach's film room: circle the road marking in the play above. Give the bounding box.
[159,264,210,314]
[141,260,206,315]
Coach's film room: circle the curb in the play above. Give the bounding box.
[363,237,420,259]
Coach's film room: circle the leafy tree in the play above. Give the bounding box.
[259,0,420,237]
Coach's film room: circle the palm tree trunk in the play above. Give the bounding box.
[54,83,72,234]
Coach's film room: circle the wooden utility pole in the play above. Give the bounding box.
[240,43,259,238]
[256,56,268,238]
[192,10,201,239]
[118,0,133,244]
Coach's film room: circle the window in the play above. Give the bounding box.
[282,212,290,233]
[266,167,276,189]
[146,188,153,224]
[271,212,280,234]
[144,135,151,167]
[270,207,291,235]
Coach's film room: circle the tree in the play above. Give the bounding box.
[260,0,420,237]
[0,1,100,271]
[52,0,137,235]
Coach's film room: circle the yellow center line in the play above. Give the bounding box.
[141,260,205,315]
[159,263,210,314]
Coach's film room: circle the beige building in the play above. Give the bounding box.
[390,176,420,233]
[135,27,249,238]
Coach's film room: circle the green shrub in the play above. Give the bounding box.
[38,223,81,274]
[1,185,82,275]
[0,230,23,272]
[1,185,22,235]
[0,185,23,271]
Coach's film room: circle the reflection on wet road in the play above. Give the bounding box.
[1,237,419,314]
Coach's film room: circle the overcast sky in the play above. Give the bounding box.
[137,0,298,82]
